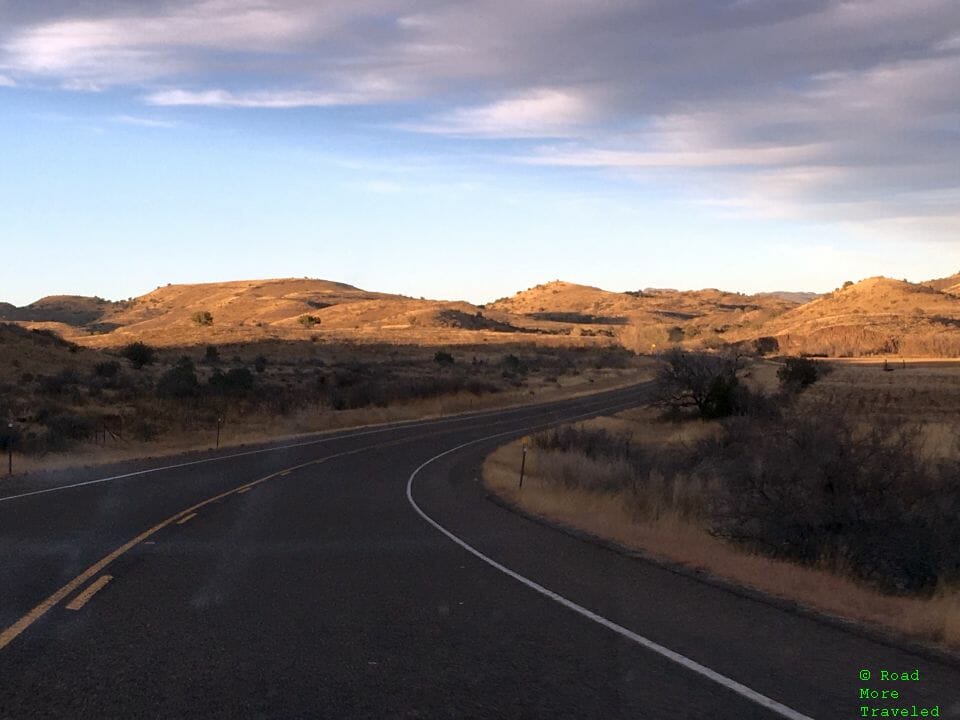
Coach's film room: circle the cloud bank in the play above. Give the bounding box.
[2,0,958,235]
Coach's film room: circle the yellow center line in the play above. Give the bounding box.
[65,575,112,611]
[0,464,303,651]
[0,432,422,652]
[176,512,197,525]
[0,410,590,652]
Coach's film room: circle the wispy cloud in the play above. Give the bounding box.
[405,88,594,138]
[144,82,400,108]
[111,114,179,128]
[0,74,16,87]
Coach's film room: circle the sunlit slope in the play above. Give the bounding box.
[753,277,960,356]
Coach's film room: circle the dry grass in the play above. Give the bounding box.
[484,428,960,651]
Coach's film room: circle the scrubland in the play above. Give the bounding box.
[484,355,960,651]
[0,326,649,473]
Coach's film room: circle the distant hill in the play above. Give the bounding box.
[750,277,960,356]
[922,272,960,295]
[5,274,960,357]
[755,291,820,305]
[0,295,121,326]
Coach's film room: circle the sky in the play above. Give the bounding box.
[1,0,959,306]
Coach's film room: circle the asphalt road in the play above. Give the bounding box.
[1,383,958,719]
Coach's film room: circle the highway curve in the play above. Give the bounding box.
[0,383,958,719]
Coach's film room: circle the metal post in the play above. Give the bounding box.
[518,443,527,488]
[216,416,223,449]
[7,423,12,477]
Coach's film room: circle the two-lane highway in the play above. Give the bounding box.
[1,383,958,718]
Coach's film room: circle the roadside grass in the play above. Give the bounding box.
[483,391,960,651]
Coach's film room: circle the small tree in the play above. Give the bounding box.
[120,342,156,369]
[253,355,268,373]
[778,357,824,393]
[156,357,200,399]
[652,348,746,419]
[298,314,321,328]
[192,310,214,326]
[203,345,220,364]
[208,367,255,397]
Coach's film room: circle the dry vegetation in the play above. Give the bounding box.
[0,322,650,473]
[484,357,960,651]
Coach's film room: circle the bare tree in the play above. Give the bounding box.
[651,347,744,418]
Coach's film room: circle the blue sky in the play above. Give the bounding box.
[2,1,959,306]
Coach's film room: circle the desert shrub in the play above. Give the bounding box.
[94,360,121,378]
[754,336,779,355]
[156,357,200,399]
[208,367,255,397]
[778,357,826,392]
[43,413,96,449]
[203,345,220,364]
[254,355,268,373]
[502,354,527,375]
[120,342,156,369]
[434,351,454,366]
[705,411,960,593]
[298,314,321,327]
[652,348,750,419]
[464,379,499,396]
[192,310,214,326]
[37,369,81,396]
[593,348,634,369]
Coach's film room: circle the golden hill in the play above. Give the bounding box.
[489,280,800,351]
[922,272,960,295]
[751,277,960,356]
[7,278,600,350]
[7,274,960,357]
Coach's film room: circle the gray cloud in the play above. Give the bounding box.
[1,0,958,235]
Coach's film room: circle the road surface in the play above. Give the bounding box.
[1,383,958,719]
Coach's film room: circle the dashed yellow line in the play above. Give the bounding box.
[176,512,197,525]
[0,429,453,652]
[65,575,112,611]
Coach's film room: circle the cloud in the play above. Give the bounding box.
[145,87,387,108]
[0,74,15,87]
[1,0,959,235]
[111,114,179,128]
[405,88,594,138]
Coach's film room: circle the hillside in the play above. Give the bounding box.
[3,278,602,350]
[6,274,960,357]
[0,324,98,387]
[922,272,960,295]
[751,277,960,356]
[0,295,122,327]
[489,280,800,351]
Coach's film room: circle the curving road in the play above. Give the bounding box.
[0,383,958,719]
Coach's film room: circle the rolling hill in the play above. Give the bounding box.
[749,277,960,356]
[6,273,960,357]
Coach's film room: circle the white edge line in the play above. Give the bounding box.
[404,409,815,720]
[0,389,638,504]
